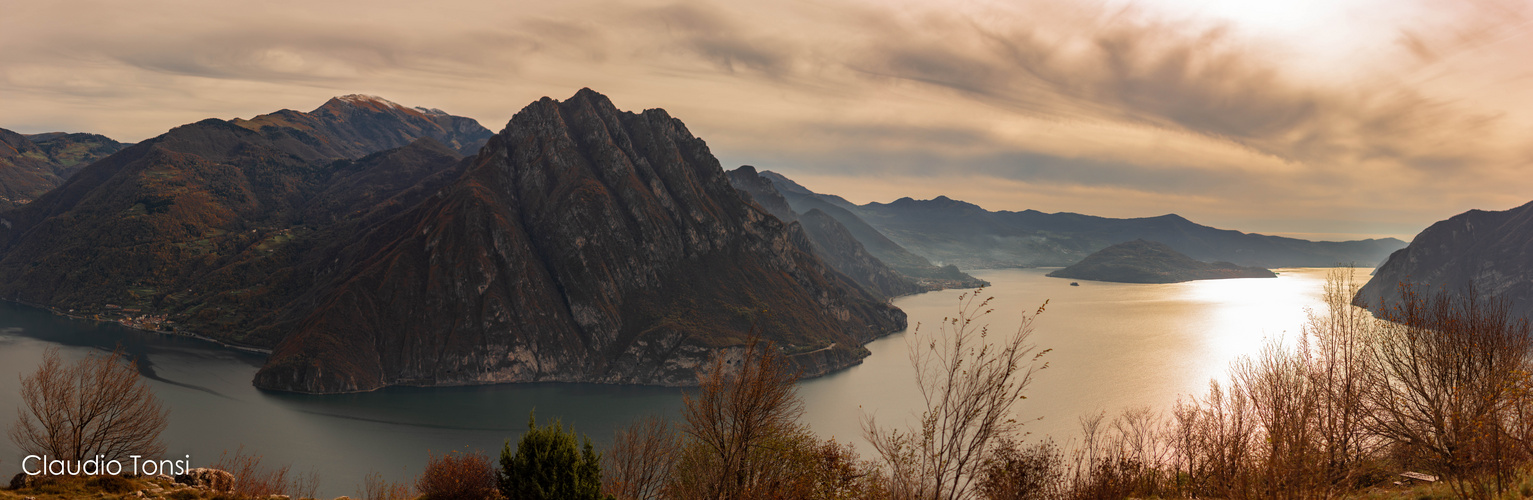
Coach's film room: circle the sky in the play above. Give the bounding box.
[3,0,1532,242]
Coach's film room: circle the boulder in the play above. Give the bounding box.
[174,468,234,492]
[8,473,51,490]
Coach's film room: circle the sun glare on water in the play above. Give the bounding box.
[1178,268,1330,370]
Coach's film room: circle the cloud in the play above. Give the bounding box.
[0,0,1530,240]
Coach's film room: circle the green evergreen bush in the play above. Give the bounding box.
[498,412,611,500]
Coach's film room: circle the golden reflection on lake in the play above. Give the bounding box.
[797,267,1349,445]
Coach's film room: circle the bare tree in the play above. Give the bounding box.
[1235,339,1322,496]
[865,289,1049,500]
[1366,283,1533,497]
[9,347,168,461]
[1304,268,1377,489]
[674,337,806,500]
[605,415,681,500]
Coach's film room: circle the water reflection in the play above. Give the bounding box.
[0,268,1350,496]
[798,268,1342,446]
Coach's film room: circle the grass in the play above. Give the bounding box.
[1340,469,1533,500]
[0,473,324,500]
[0,475,209,500]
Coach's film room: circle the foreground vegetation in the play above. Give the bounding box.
[12,270,1533,499]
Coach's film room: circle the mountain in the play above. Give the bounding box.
[231,94,492,157]
[0,96,486,348]
[1046,239,1275,283]
[727,165,923,298]
[1356,201,1533,321]
[752,170,988,288]
[753,179,1405,269]
[253,89,905,393]
[0,128,128,206]
[25,132,131,178]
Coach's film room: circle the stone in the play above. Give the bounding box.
[9,473,43,490]
[173,468,235,493]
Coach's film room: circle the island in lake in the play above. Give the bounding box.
[1046,239,1277,284]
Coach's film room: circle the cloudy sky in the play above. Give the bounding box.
[3,0,1531,241]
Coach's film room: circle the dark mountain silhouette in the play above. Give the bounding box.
[1357,201,1533,321]
[1047,239,1275,283]
[253,89,904,393]
[231,94,492,157]
[0,96,488,349]
[755,172,1405,269]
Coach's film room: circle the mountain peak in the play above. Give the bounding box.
[333,94,406,109]
[229,95,493,158]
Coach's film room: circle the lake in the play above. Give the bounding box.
[0,267,1344,497]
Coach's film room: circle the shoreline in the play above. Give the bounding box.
[3,298,273,356]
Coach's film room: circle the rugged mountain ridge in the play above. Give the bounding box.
[727,165,923,298]
[231,94,492,157]
[0,97,485,347]
[1047,239,1275,283]
[755,177,1405,269]
[253,89,905,393]
[1356,201,1533,321]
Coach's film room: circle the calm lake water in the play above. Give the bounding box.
[0,267,1345,497]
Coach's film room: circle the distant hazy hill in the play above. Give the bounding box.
[728,165,963,298]
[1047,239,1275,283]
[755,173,1405,269]
[1357,201,1533,321]
[752,170,988,288]
[0,128,128,206]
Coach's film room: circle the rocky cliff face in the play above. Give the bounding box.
[231,94,492,157]
[1357,201,1533,321]
[727,165,922,298]
[253,89,905,393]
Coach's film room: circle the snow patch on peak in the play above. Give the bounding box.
[336,94,405,109]
[413,106,448,116]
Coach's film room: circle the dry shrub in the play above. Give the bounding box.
[212,446,320,499]
[358,471,415,500]
[865,290,1049,500]
[417,449,498,500]
[976,439,1063,500]
[604,416,680,500]
[773,437,888,500]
